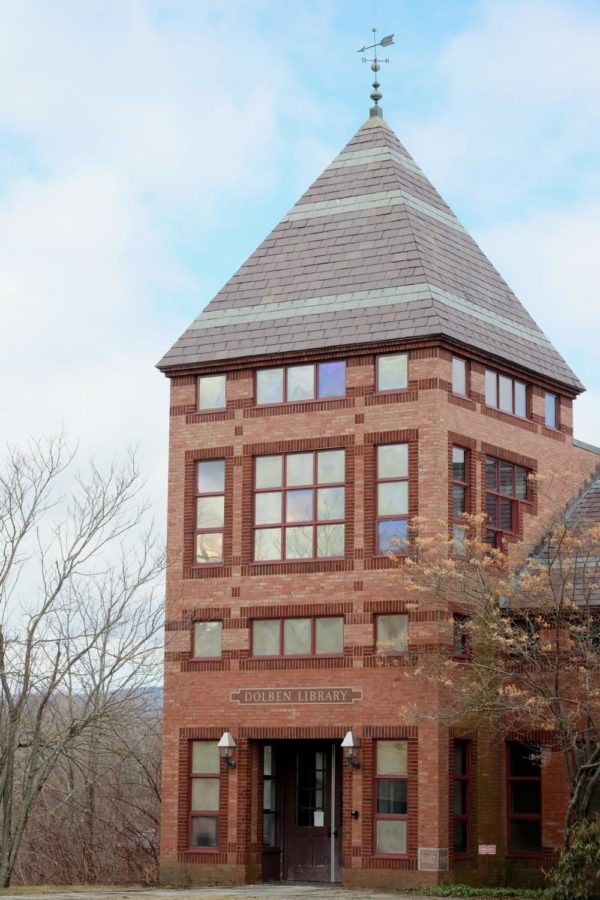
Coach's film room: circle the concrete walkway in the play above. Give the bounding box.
[0,886,443,900]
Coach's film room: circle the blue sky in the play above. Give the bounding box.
[1,0,599,514]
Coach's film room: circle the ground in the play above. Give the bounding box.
[0,887,442,900]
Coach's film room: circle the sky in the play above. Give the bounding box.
[1,0,599,523]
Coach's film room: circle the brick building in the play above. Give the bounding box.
[157,102,600,888]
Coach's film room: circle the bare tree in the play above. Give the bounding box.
[0,434,163,887]
[395,507,600,836]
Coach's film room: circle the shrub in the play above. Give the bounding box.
[549,818,600,900]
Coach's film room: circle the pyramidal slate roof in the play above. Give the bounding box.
[158,116,582,392]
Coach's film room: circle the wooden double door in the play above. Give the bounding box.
[261,740,342,883]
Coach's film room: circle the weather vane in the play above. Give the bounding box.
[357,27,394,117]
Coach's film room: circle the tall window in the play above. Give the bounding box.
[452,614,469,656]
[452,357,467,396]
[256,361,346,404]
[252,616,344,656]
[196,460,225,563]
[544,392,557,429]
[452,741,471,855]
[198,374,226,410]
[377,353,408,392]
[263,746,277,848]
[376,444,409,554]
[485,370,527,418]
[193,621,222,658]
[376,614,408,653]
[452,447,469,553]
[253,450,345,560]
[485,457,529,548]
[190,741,220,849]
[375,741,408,855]
[507,742,542,854]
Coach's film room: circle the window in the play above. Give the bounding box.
[376,614,408,653]
[544,392,557,429]
[198,374,226,410]
[263,746,277,848]
[256,361,346,404]
[376,444,409,554]
[485,370,527,418]
[507,742,541,854]
[377,353,408,392]
[453,741,471,855]
[375,741,408,854]
[452,447,469,554]
[252,616,344,656]
[253,450,345,561]
[195,460,225,563]
[190,741,220,849]
[485,457,530,548]
[452,357,467,396]
[452,614,469,655]
[193,621,222,658]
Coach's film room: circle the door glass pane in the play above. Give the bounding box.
[499,375,513,412]
[378,353,408,391]
[452,357,466,395]
[263,812,276,848]
[197,495,225,529]
[377,519,408,553]
[317,449,345,484]
[192,741,220,774]
[286,453,314,486]
[254,527,282,560]
[287,365,314,401]
[194,622,222,658]
[286,489,313,522]
[257,368,284,404]
[377,779,407,814]
[198,459,225,493]
[317,523,344,557]
[317,487,344,520]
[485,370,497,406]
[376,819,407,854]
[190,815,218,848]
[515,381,527,417]
[191,778,220,811]
[253,619,280,656]
[255,491,282,525]
[377,443,408,478]
[263,745,273,777]
[283,618,311,655]
[318,361,345,397]
[315,617,343,653]
[377,741,408,775]
[196,532,223,564]
[378,481,408,515]
[263,779,276,811]
[255,455,283,489]
[285,525,313,559]
[510,820,541,853]
[199,374,226,409]
[377,615,408,652]
[452,446,466,481]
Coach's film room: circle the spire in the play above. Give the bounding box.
[357,28,394,118]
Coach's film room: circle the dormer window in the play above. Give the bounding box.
[256,361,345,404]
[377,353,408,392]
[485,370,527,418]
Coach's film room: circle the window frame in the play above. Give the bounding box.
[375,443,409,556]
[484,369,529,419]
[451,356,468,397]
[451,446,469,553]
[506,742,542,857]
[452,739,472,857]
[189,741,221,852]
[192,620,223,660]
[255,360,346,405]
[375,613,409,654]
[251,615,345,658]
[484,456,531,549]
[376,352,409,394]
[253,450,346,562]
[197,373,227,411]
[195,459,225,565]
[373,739,409,857]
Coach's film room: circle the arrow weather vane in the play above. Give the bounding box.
[357,28,394,117]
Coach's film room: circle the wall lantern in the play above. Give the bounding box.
[218,730,237,769]
[341,730,361,770]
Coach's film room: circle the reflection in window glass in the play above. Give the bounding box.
[191,778,220,810]
[378,354,408,391]
[375,740,408,855]
[198,374,226,410]
[377,519,408,554]
[377,615,408,653]
[377,444,408,478]
[515,381,527,417]
[196,532,223,564]
[544,392,557,429]
[485,370,497,407]
[257,368,284,404]
[286,525,313,559]
[254,527,282,561]
[315,617,343,654]
[286,489,313,523]
[317,487,345,520]
[198,460,225,494]
[190,816,218,848]
[318,361,345,397]
[255,455,283,489]
[378,481,408,516]
[452,357,467,395]
[255,491,282,525]
[287,365,314,401]
[499,375,513,412]
[253,619,280,656]
[194,621,222,658]
[377,740,408,775]
[190,740,220,850]
[197,495,225,529]
[283,618,311,655]
[317,524,344,557]
[317,450,345,484]
[252,616,344,657]
[192,741,220,774]
[286,453,314,487]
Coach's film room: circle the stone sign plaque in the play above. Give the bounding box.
[230,687,362,705]
[478,844,497,855]
[418,848,449,871]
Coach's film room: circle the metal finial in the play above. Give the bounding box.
[357,27,394,118]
